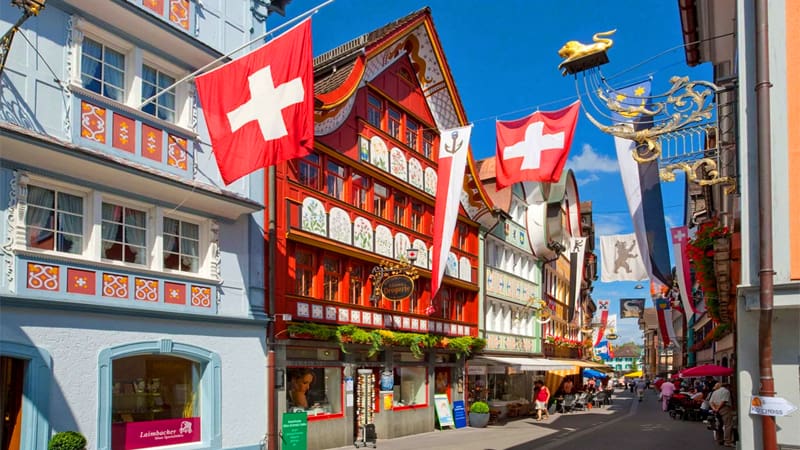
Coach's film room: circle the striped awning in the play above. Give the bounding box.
[473,356,575,371]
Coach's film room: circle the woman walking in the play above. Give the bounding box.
[534,380,550,421]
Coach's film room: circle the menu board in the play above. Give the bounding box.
[433,394,454,429]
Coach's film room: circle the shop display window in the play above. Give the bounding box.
[286,367,342,418]
[392,366,427,408]
[111,355,200,448]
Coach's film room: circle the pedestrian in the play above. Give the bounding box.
[659,378,676,412]
[709,382,735,447]
[635,378,647,402]
[533,380,550,421]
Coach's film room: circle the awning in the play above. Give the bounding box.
[473,356,575,371]
[548,358,615,373]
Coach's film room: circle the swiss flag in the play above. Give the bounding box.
[196,19,313,185]
[495,101,580,189]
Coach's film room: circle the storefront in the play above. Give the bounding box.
[278,341,465,450]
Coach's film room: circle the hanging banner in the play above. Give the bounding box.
[620,298,646,318]
[593,299,610,346]
[672,226,705,319]
[599,233,648,282]
[568,237,588,323]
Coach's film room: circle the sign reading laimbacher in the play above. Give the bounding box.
[282,412,308,450]
[749,396,798,417]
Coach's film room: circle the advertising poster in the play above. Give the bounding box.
[282,412,308,450]
[452,400,467,429]
[434,394,454,429]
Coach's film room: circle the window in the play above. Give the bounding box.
[286,367,342,417]
[297,153,322,190]
[102,202,147,265]
[392,366,427,407]
[411,202,424,233]
[25,185,84,254]
[439,289,450,319]
[457,223,468,250]
[111,355,200,430]
[351,172,369,210]
[373,183,388,218]
[367,94,382,128]
[405,119,418,150]
[323,257,340,302]
[422,131,435,159]
[141,64,176,122]
[325,160,346,201]
[455,291,466,322]
[81,37,126,102]
[163,217,200,273]
[388,108,401,139]
[295,249,314,296]
[393,193,407,226]
[349,265,365,305]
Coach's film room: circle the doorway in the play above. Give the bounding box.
[1,356,25,450]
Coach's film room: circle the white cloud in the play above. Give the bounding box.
[567,144,619,173]
[592,214,630,237]
[577,173,600,186]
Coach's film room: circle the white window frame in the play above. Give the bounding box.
[97,194,154,268]
[160,210,209,276]
[71,18,190,128]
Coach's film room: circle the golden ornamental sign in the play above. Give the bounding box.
[381,274,414,301]
[369,256,419,306]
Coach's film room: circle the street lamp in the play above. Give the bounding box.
[406,247,419,265]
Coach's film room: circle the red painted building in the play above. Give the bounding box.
[270,8,494,448]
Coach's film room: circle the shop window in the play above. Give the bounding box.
[163,217,200,273]
[323,256,341,302]
[367,94,382,128]
[373,183,388,218]
[387,108,401,139]
[286,367,342,417]
[98,341,221,450]
[405,119,418,150]
[326,160,347,201]
[25,185,84,254]
[297,153,322,190]
[410,202,424,233]
[101,202,147,265]
[393,193,407,227]
[295,248,314,297]
[422,131,435,159]
[392,366,427,407]
[351,172,369,210]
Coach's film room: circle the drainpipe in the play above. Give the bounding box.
[268,166,278,450]
[754,0,777,449]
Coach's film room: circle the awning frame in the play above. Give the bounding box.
[472,356,575,371]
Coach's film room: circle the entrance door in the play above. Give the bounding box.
[1,356,25,450]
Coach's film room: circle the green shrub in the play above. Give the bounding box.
[470,401,490,414]
[49,431,87,450]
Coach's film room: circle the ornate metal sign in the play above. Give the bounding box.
[369,257,419,306]
[381,274,414,300]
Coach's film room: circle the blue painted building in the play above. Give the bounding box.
[0,1,286,448]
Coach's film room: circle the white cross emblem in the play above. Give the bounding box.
[226,65,304,140]
[502,121,565,169]
[673,229,686,242]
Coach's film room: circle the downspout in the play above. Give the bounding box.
[754,0,777,449]
[268,166,278,450]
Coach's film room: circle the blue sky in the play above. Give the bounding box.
[268,1,712,344]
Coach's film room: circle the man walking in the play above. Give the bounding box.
[709,382,735,447]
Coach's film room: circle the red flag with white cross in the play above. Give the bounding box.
[196,19,313,185]
[495,101,580,189]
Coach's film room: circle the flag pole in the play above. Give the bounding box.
[138,0,335,109]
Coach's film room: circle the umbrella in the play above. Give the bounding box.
[624,370,643,378]
[679,364,734,378]
[583,368,608,379]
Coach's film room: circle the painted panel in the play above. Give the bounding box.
[424,167,437,196]
[167,134,188,170]
[458,257,471,282]
[412,239,428,269]
[81,101,106,143]
[113,114,136,153]
[27,263,59,291]
[190,285,212,307]
[301,197,327,236]
[393,233,410,261]
[389,147,408,181]
[134,277,159,302]
[169,0,191,30]
[353,217,374,252]
[370,136,389,172]
[165,281,187,305]
[445,252,458,277]
[143,0,165,15]
[374,225,393,257]
[141,124,164,162]
[103,273,129,299]
[328,207,352,245]
[67,268,96,295]
[408,158,424,190]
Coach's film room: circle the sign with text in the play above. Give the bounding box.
[282,412,308,450]
[452,400,467,428]
[434,394,455,429]
[749,396,798,417]
[112,417,200,450]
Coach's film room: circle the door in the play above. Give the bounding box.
[1,356,25,450]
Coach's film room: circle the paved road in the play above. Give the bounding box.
[332,388,724,450]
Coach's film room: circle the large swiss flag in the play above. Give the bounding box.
[196,19,313,185]
[495,101,580,189]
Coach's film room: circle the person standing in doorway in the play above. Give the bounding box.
[534,380,550,421]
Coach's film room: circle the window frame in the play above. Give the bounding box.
[410,202,424,233]
[387,107,402,139]
[285,366,345,420]
[325,159,347,201]
[100,199,150,266]
[162,214,204,274]
[24,183,87,256]
[367,94,383,129]
[322,255,341,302]
[297,153,323,191]
[294,248,315,297]
[351,171,370,210]
[348,264,366,306]
[372,182,389,218]
[393,192,407,227]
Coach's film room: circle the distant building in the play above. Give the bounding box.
[606,345,642,373]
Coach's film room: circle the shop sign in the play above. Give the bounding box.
[434,394,455,429]
[453,400,467,428]
[749,396,798,417]
[606,333,619,340]
[282,412,308,450]
[113,417,200,449]
[381,274,414,301]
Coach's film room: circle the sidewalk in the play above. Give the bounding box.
[331,389,634,450]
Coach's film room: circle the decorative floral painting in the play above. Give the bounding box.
[370,136,389,172]
[301,197,327,236]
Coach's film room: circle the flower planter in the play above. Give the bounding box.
[469,412,490,428]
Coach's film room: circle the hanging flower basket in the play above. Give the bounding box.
[687,217,731,321]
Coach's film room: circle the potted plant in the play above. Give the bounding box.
[49,431,87,450]
[469,401,491,428]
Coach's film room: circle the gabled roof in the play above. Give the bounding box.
[312,7,494,221]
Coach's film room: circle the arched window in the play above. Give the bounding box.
[97,340,221,449]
